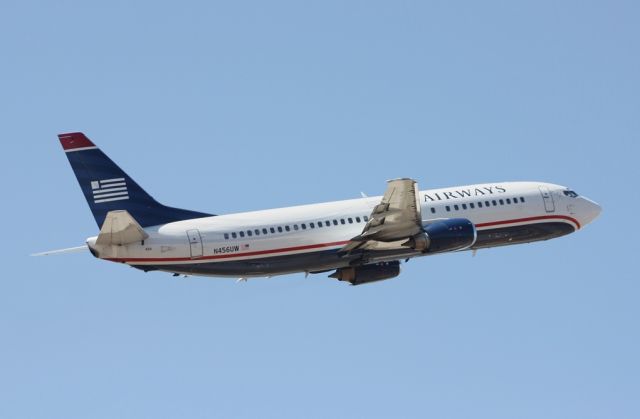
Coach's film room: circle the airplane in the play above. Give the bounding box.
[36,132,602,285]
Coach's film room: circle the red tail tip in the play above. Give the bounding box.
[58,132,95,150]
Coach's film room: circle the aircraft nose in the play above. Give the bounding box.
[580,197,602,226]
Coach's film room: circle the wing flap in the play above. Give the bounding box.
[340,178,423,255]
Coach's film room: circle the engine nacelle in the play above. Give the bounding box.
[421,218,477,253]
[330,261,401,286]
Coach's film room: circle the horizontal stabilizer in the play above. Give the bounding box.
[96,210,149,246]
[31,245,88,256]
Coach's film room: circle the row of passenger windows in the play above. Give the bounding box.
[224,215,370,240]
[429,196,526,214]
[224,196,527,239]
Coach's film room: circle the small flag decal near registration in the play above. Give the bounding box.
[91,178,129,203]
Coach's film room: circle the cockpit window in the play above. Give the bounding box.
[563,190,579,198]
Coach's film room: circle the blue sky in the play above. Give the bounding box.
[1,1,638,418]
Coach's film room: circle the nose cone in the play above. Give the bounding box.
[579,197,602,227]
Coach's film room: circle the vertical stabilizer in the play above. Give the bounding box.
[59,132,212,228]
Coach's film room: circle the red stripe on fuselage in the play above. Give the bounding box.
[106,240,350,263]
[476,215,580,230]
[106,215,580,264]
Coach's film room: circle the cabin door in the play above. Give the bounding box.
[187,229,203,258]
[539,186,555,213]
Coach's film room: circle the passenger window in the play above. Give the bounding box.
[478,202,483,208]
[270,227,276,233]
[224,233,229,240]
[485,201,490,207]
[520,197,525,203]
[430,207,436,214]
[302,223,307,230]
[499,199,504,205]
[470,203,475,209]
[333,220,338,225]
[340,219,345,225]
[356,216,361,222]
[262,228,268,234]
[348,218,353,224]
[277,226,283,233]
[492,200,497,206]
[310,222,315,228]
[363,215,369,221]
[462,203,467,210]
[317,222,323,228]
[247,230,252,237]
[506,198,511,204]
[325,221,331,227]
[446,205,451,212]
[285,226,291,232]
[454,204,459,211]
[239,231,245,238]
[232,232,237,239]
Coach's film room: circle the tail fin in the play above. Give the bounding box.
[59,132,213,228]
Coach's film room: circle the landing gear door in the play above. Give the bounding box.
[187,229,203,259]
[539,186,555,213]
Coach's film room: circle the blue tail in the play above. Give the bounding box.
[59,132,213,228]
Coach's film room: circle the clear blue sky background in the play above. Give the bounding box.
[1,1,638,418]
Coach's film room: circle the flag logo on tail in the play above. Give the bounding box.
[91,178,129,203]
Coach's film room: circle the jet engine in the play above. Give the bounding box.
[330,261,401,286]
[403,218,477,253]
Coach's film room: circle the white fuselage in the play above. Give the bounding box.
[87,181,601,277]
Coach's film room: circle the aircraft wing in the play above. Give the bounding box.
[340,178,423,254]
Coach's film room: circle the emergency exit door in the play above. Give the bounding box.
[539,186,555,213]
[187,229,203,258]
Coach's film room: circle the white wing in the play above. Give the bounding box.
[340,178,423,254]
